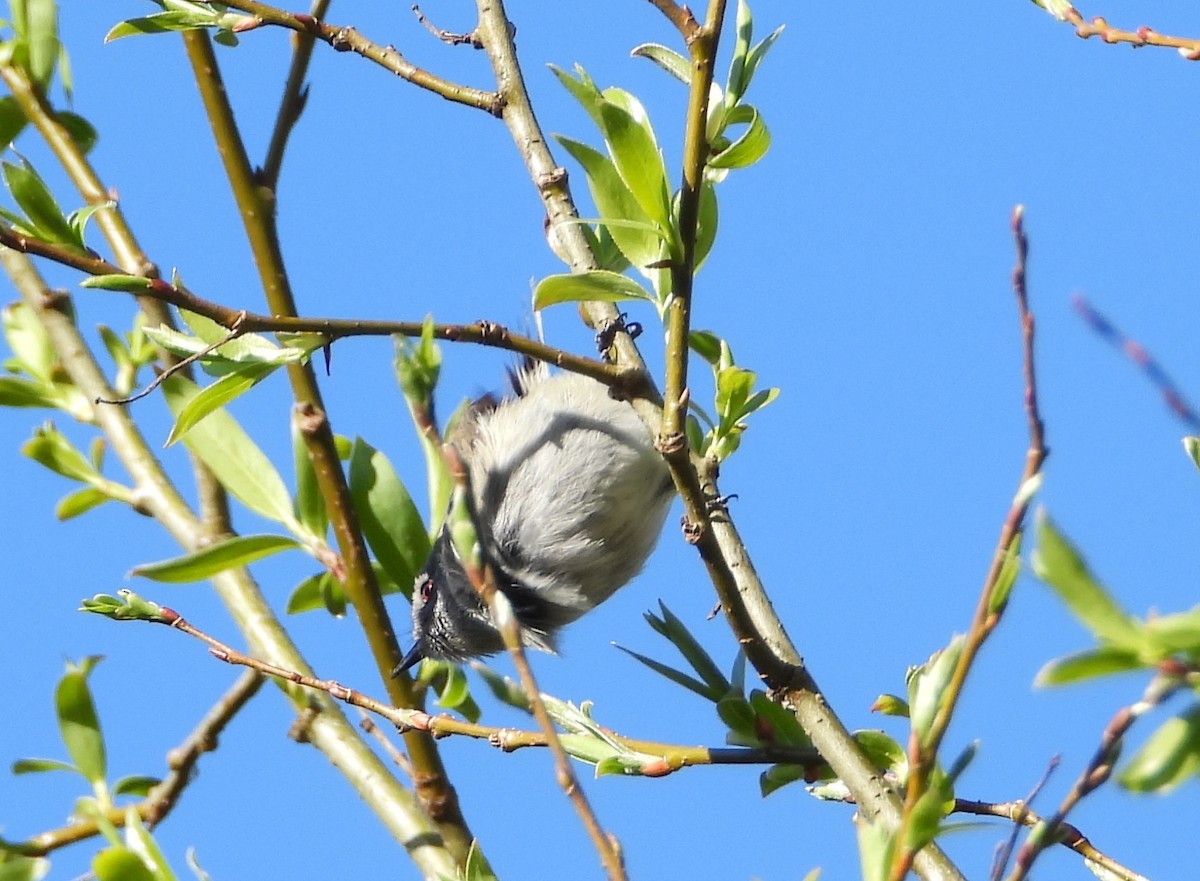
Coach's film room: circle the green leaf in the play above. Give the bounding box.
[56,661,106,786]
[689,330,723,366]
[54,111,98,155]
[554,135,665,270]
[1144,606,1200,655]
[694,180,718,269]
[908,636,962,745]
[3,159,77,246]
[131,534,300,583]
[4,298,58,385]
[22,422,97,482]
[1034,646,1144,686]
[597,89,671,229]
[348,439,430,597]
[105,10,220,42]
[1119,704,1200,793]
[23,0,59,91]
[1031,512,1147,654]
[709,104,771,169]
[759,762,806,797]
[56,486,111,520]
[11,757,76,774]
[548,63,605,130]
[114,775,160,797]
[0,375,58,408]
[871,694,910,717]
[725,0,754,102]
[291,416,326,537]
[1185,436,1200,473]
[92,847,155,881]
[80,274,155,293]
[855,729,907,775]
[716,695,757,739]
[614,643,715,700]
[0,95,29,149]
[165,363,279,446]
[989,533,1021,614]
[630,43,690,84]
[647,601,731,695]
[749,690,809,746]
[0,857,49,881]
[743,24,786,95]
[533,270,654,311]
[163,376,298,527]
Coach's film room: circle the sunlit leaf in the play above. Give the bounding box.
[348,439,430,598]
[533,270,654,310]
[131,534,301,583]
[164,362,278,446]
[55,660,106,786]
[631,42,690,84]
[1119,704,1200,793]
[1034,646,1144,686]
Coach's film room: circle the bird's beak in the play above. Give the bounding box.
[392,641,425,677]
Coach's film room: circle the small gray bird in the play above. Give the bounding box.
[395,365,673,672]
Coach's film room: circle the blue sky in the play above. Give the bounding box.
[3,2,1200,879]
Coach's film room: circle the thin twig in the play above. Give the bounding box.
[890,205,1049,881]
[9,670,264,857]
[180,29,476,861]
[989,756,1059,881]
[960,793,1150,881]
[1004,672,1184,881]
[645,0,702,42]
[412,5,482,48]
[95,311,247,406]
[213,0,503,113]
[1050,6,1200,59]
[1072,294,1200,431]
[261,0,331,189]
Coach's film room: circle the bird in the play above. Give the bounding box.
[395,364,673,672]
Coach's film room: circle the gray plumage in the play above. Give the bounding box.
[396,367,673,671]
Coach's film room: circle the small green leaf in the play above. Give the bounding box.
[165,363,279,446]
[631,43,690,84]
[0,856,50,881]
[749,690,809,747]
[291,417,326,537]
[11,757,76,775]
[689,330,723,366]
[0,95,29,149]
[435,663,471,711]
[131,534,301,583]
[80,590,168,622]
[694,180,719,269]
[1185,436,1200,473]
[80,274,155,293]
[1032,512,1148,654]
[533,270,654,311]
[759,762,806,797]
[163,376,297,527]
[1119,704,1200,793]
[24,0,59,91]
[22,422,97,482]
[709,104,771,169]
[716,695,757,739]
[855,729,907,775]
[105,10,219,42]
[1034,646,1144,686]
[56,486,111,520]
[0,375,58,408]
[92,847,155,881]
[348,439,430,597]
[725,0,754,103]
[548,63,605,129]
[54,110,98,155]
[114,775,160,797]
[614,643,714,700]
[870,694,910,717]
[3,159,77,246]
[908,636,963,746]
[743,24,786,94]
[647,602,730,694]
[56,661,106,786]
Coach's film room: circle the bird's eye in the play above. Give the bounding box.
[416,575,434,603]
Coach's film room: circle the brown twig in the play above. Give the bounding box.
[646,0,702,42]
[1052,7,1200,59]
[95,311,247,406]
[890,205,1049,881]
[989,755,1059,881]
[211,0,503,114]
[9,669,264,857]
[411,5,482,48]
[956,795,1149,881]
[1004,672,1184,881]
